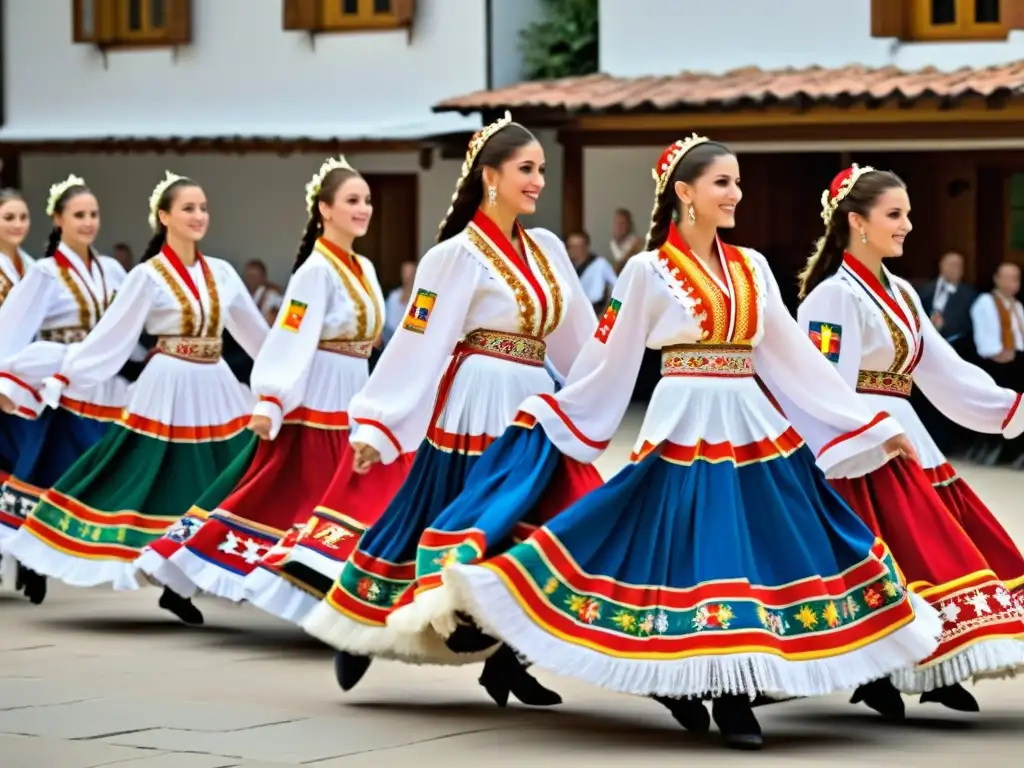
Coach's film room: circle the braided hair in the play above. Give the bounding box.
[797,169,905,299]
[141,177,202,261]
[293,167,362,273]
[644,142,735,251]
[45,182,92,259]
[437,123,537,244]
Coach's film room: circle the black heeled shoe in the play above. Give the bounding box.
[332,650,372,692]
[654,695,710,734]
[711,695,763,750]
[919,683,980,712]
[18,566,46,605]
[850,677,905,720]
[158,587,203,625]
[478,644,562,707]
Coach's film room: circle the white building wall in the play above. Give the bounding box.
[489,0,546,87]
[1,0,487,138]
[599,0,1024,76]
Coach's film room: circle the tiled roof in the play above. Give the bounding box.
[434,61,1024,114]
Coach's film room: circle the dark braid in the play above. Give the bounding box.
[44,227,62,259]
[438,167,484,244]
[293,210,323,273]
[644,195,678,251]
[141,224,167,262]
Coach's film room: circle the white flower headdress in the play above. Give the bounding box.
[149,170,186,231]
[819,163,877,225]
[305,156,357,213]
[45,174,86,217]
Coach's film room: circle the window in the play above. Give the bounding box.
[73,0,191,48]
[1009,175,1024,252]
[871,0,1022,41]
[283,0,416,34]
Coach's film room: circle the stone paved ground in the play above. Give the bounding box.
[1,410,1022,766]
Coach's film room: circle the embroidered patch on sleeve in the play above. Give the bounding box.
[594,299,622,344]
[280,300,307,333]
[403,289,436,334]
[808,321,841,363]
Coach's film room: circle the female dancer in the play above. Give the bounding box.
[302,112,601,706]
[0,188,34,595]
[432,137,943,750]
[147,158,412,615]
[762,165,1024,717]
[2,172,268,624]
[0,176,128,603]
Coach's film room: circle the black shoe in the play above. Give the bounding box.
[654,695,711,734]
[711,695,763,750]
[333,651,371,692]
[850,677,905,720]
[158,587,203,625]
[21,568,46,605]
[919,683,980,712]
[479,644,561,707]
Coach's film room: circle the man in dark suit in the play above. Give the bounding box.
[915,252,978,454]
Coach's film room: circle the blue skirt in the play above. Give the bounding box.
[0,408,109,535]
[444,427,940,698]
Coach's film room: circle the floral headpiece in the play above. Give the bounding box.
[148,170,186,231]
[651,133,710,195]
[820,164,876,225]
[45,174,86,217]
[436,111,514,240]
[305,156,357,212]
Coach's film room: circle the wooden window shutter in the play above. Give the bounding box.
[393,0,416,26]
[165,0,192,44]
[283,0,319,30]
[870,0,907,38]
[72,0,118,44]
[1005,0,1024,29]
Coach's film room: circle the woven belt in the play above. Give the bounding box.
[318,339,374,359]
[154,336,222,364]
[460,328,546,366]
[857,370,912,398]
[661,343,754,377]
[39,326,88,344]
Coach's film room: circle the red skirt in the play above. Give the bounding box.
[251,443,416,602]
[830,457,1024,689]
[166,424,349,599]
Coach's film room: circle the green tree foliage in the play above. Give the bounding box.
[519,0,599,80]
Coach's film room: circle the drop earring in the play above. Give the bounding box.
[687,205,696,225]
[860,230,868,244]
[488,186,497,206]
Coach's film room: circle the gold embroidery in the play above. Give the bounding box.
[724,248,760,344]
[463,328,546,364]
[315,243,382,340]
[200,258,221,337]
[466,226,535,335]
[857,370,912,397]
[661,243,727,342]
[151,259,197,336]
[898,285,921,330]
[39,327,87,343]
[879,310,910,373]
[520,229,564,336]
[661,343,754,377]
[56,268,92,330]
[0,270,11,305]
[318,339,374,358]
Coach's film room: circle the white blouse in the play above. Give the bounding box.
[250,245,385,439]
[0,248,34,306]
[349,223,597,464]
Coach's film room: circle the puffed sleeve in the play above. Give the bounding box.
[518,256,655,463]
[903,282,1024,438]
[250,263,331,439]
[970,293,1003,359]
[348,241,478,464]
[39,267,154,408]
[750,252,901,478]
[220,265,270,360]
[528,228,598,379]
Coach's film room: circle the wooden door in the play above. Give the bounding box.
[357,173,418,292]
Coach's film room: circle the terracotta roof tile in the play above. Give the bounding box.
[434,61,1024,114]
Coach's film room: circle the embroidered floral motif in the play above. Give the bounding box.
[317,243,383,340]
[661,345,753,377]
[463,329,546,364]
[856,370,912,397]
[149,256,222,337]
[520,228,565,336]
[57,268,93,330]
[356,577,383,602]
